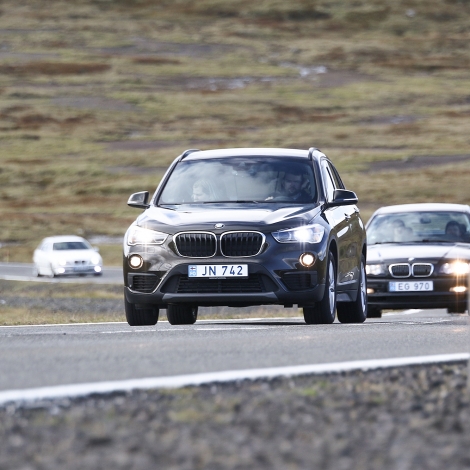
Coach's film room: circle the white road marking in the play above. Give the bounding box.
[0,353,467,406]
[384,309,422,316]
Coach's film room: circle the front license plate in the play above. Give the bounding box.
[188,264,248,278]
[73,266,89,272]
[389,281,434,292]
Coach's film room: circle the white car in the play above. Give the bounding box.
[33,235,103,277]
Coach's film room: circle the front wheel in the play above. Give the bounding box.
[303,251,336,324]
[337,255,367,323]
[125,298,159,326]
[167,305,198,325]
[367,307,382,318]
[447,305,466,314]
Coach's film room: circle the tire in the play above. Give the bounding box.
[337,255,367,324]
[367,307,382,318]
[303,251,336,324]
[167,305,198,325]
[48,264,56,278]
[447,305,467,314]
[125,298,159,326]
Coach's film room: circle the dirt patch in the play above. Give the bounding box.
[366,154,470,172]
[94,40,243,58]
[0,62,111,75]
[131,56,181,65]
[105,139,221,152]
[51,97,138,112]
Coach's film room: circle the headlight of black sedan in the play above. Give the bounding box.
[438,261,470,275]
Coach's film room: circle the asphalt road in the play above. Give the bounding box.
[0,309,467,392]
[0,262,123,284]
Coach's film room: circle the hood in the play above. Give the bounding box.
[136,203,321,233]
[367,242,470,264]
[51,249,101,261]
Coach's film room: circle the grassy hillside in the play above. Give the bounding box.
[1,0,469,264]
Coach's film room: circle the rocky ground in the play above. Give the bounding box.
[0,362,468,470]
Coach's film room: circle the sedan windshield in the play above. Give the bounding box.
[158,157,317,204]
[367,211,470,244]
[53,242,91,250]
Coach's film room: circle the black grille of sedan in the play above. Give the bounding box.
[174,232,217,258]
[176,274,264,293]
[220,232,264,257]
[390,264,411,278]
[412,263,433,277]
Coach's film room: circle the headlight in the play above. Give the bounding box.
[439,261,470,275]
[91,254,101,265]
[272,224,325,244]
[127,226,168,246]
[57,257,67,266]
[366,264,386,276]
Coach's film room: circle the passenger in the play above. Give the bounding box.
[191,179,216,202]
[392,219,413,242]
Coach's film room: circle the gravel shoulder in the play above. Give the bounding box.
[1,362,468,470]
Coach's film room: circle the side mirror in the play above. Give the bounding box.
[329,189,358,207]
[93,246,100,252]
[127,191,150,209]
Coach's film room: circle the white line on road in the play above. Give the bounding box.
[0,353,468,406]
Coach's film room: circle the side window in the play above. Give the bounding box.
[321,161,336,202]
[327,162,345,189]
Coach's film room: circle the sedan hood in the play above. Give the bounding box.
[137,204,321,233]
[367,243,470,263]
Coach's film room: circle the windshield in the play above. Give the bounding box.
[158,157,317,204]
[53,241,91,250]
[367,211,470,244]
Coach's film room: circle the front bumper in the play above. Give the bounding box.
[123,235,329,308]
[367,276,468,310]
[54,265,102,276]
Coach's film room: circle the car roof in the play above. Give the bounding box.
[41,235,89,243]
[372,203,470,215]
[182,148,313,161]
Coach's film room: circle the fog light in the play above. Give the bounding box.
[367,288,375,294]
[129,254,143,269]
[299,252,315,267]
[57,267,65,274]
[450,286,467,293]
[94,266,102,273]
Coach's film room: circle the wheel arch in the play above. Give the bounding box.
[328,238,338,272]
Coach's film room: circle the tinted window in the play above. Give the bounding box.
[367,211,470,244]
[53,242,90,250]
[158,157,317,204]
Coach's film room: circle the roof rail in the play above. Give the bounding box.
[181,148,200,159]
[308,147,319,160]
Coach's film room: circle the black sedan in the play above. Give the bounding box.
[123,147,367,326]
[366,203,470,317]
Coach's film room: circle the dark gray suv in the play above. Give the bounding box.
[123,147,367,326]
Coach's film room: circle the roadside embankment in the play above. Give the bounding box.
[0,362,468,470]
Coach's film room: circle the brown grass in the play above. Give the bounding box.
[0,0,469,265]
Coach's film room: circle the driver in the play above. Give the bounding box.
[267,170,311,202]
